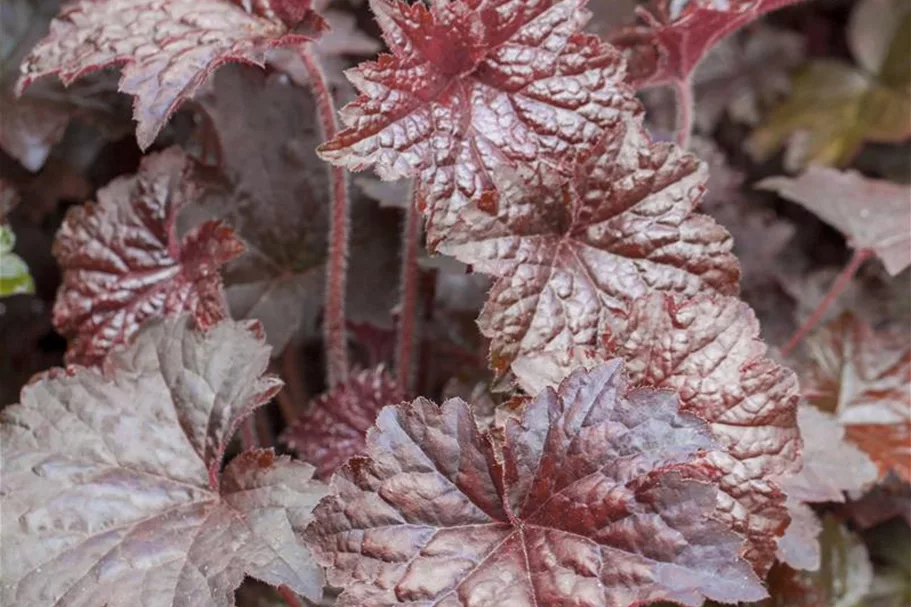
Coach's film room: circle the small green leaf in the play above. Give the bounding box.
[0,224,35,297]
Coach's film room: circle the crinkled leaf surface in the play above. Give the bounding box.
[802,313,911,481]
[774,405,877,571]
[442,122,739,375]
[53,147,244,366]
[319,0,642,244]
[603,293,799,571]
[748,0,910,170]
[281,365,404,478]
[306,361,767,607]
[0,316,327,607]
[758,168,911,276]
[17,0,324,149]
[185,64,401,352]
[611,0,804,89]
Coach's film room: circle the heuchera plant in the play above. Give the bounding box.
[1,0,909,606]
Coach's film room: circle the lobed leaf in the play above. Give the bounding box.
[802,313,911,481]
[52,148,244,365]
[17,0,325,149]
[306,361,767,607]
[0,315,327,607]
[319,0,642,245]
[281,365,404,479]
[611,0,805,90]
[442,122,740,375]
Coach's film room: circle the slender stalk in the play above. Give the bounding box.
[240,416,258,450]
[277,585,306,607]
[672,78,695,149]
[300,46,350,386]
[395,187,422,392]
[781,248,872,356]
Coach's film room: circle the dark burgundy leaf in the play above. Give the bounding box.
[53,147,243,365]
[185,64,401,352]
[17,0,325,149]
[0,316,326,607]
[281,365,404,478]
[442,121,740,375]
[306,361,766,606]
[319,0,642,245]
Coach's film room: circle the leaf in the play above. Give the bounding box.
[611,0,804,90]
[306,361,767,606]
[773,405,877,571]
[802,313,911,481]
[0,224,35,296]
[281,365,404,479]
[748,0,910,170]
[442,121,740,375]
[318,0,642,245]
[602,292,799,571]
[758,168,911,276]
[17,0,325,150]
[186,64,401,352]
[52,147,244,366]
[777,405,877,505]
[0,315,327,607]
[758,516,874,607]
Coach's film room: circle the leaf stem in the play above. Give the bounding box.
[395,186,422,392]
[277,585,306,607]
[301,46,350,386]
[781,248,872,356]
[672,78,695,149]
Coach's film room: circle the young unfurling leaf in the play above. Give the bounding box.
[318,0,642,245]
[306,362,767,607]
[0,316,327,607]
[53,148,243,365]
[17,0,325,149]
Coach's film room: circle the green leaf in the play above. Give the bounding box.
[748,0,910,170]
[0,224,34,297]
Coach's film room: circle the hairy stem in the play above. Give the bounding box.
[672,78,695,149]
[301,46,350,386]
[782,248,872,356]
[395,187,422,392]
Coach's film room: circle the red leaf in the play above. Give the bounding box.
[306,362,767,606]
[53,148,244,365]
[758,168,911,276]
[602,293,800,571]
[443,122,740,376]
[318,0,641,245]
[612,0,805,89]
[17,0,325,149]
[803,313,911,481]
[281,365,404,479]
[0,316,327,607]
